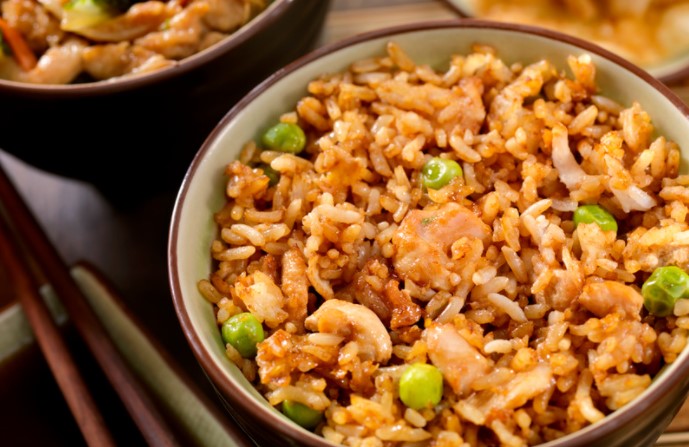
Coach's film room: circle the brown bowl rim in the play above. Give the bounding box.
[169,18,689,447]
[0,0,295,98]
[440,0,689,85]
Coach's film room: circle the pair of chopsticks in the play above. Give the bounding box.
[0,161,180,447]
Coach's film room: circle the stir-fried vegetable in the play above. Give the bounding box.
[262,122,306,154]
[573,204,618,232]
[258,163,280,186]
[221,312,264,358]
[398,363,444,410]
[281,400,323,429]
[421,157,463,190]
[0,18,37,71]
[642,266,689,317]
[61,0,139,31]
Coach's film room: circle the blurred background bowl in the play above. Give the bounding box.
[444,0,689,84]
[169,19,689,447]
[0,0,331,207]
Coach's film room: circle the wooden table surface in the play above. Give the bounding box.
[2,0,689,445]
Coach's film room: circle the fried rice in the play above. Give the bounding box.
[198,41,689,446]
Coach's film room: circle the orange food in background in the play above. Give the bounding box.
[466,0,689,69]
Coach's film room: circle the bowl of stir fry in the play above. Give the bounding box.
[0,0,331,204]
[446,0,689,84]
[169,19,689,447]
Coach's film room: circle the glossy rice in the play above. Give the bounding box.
[199,42,689,446]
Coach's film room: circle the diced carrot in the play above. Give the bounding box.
[0,18,37,71]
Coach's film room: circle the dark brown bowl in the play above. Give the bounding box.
[170,19,689,447]
[0,0,331,206]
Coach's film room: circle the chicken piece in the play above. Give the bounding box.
[67,1,169,43]
[281,248,309,330]
[482,365,555,414]
[82,42,175,80]
[304,299,392,363]
[199,31,227,51]
[232,270,288,329]
[134,1,209,60]
[23,38,86,84]
[127,48,174,75]
[578,281,644,319]
[424,323,490,397]
[81,42,131,79]
[203,0,246,32]
[623,223,689,273]
[384,279,423,329]
[2,0,63,53]
[576,222,616,275]
[455,364,553,429]
[347,258,423,329]
[502,364,553,408]
[392,202,491,290]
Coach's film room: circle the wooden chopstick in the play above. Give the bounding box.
[0,162,181,447]
[0,212,116,447]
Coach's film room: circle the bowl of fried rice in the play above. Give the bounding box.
[169,19,689,447]
[0,0,331,205]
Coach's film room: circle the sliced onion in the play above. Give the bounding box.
[611,184,657,212]
[551,123,588,190]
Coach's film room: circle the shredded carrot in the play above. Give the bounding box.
[0,18,37,71]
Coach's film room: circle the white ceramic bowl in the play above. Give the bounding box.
[169,19,689,447]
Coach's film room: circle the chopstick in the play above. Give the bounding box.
[656,430,689,446]
[0,162,180,447]
[0,212,116,447]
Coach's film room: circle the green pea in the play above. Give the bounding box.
[258,163,279,186]
[221,312,264,358]
[642,266,689,317]
[398,363,444,410]
[421,157,463,190]
[262,122,306,154]
[573,204,618,232]
[281,400,323,429]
